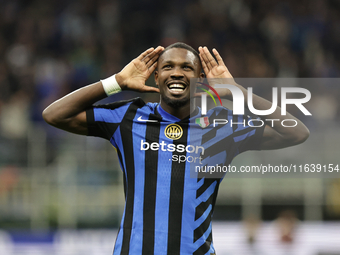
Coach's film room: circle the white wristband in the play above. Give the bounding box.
[101,74,122,96]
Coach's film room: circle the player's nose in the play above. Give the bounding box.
[170,66,184,79]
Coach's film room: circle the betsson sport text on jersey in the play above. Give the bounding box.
[140,140,204,164]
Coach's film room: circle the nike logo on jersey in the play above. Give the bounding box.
[137,116,158,122]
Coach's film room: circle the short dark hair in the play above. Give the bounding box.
[159,42,200,60]
[158,42,201,71]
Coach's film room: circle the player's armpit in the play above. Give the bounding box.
[260,124,309,150]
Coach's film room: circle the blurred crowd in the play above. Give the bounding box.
[0,0,340,140]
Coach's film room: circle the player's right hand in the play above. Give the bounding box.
[115,46,164,92]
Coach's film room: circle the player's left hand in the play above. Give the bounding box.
[198,46,244,99]
[198,46,233,79]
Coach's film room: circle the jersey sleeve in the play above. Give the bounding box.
[86,98,138,140]
[232,115,265,153]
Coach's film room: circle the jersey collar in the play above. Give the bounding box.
[156,104,200,123]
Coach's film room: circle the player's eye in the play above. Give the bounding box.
[183,66,193,70]
[163,65,172,69]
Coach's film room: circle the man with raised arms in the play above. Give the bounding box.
[43,42,309,255]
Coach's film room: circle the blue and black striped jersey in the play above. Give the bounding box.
[86,97,264,255]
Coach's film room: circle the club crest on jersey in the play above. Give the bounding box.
[164,124,183,140]
[195,117,210,128]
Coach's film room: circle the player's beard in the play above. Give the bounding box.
[161,94,189,109]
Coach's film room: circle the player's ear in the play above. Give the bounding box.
[199,71,205,78]
[154,71,159,87]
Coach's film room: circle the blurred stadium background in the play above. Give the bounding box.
[0,0,340,254]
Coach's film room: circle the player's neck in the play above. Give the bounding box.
[159,101,192,120]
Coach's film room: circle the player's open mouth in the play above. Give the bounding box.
[167,82,187,94]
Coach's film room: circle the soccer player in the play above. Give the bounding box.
[42,42,309,255]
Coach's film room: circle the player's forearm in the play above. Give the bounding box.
[241,87,310,144]
[42,81,107,126]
